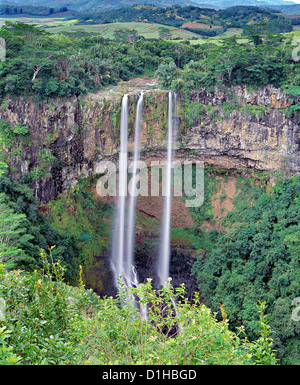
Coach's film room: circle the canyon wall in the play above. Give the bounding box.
[0,84,299,203]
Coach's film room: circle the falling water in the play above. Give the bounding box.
[111,94,128,288]
[125,91,144,288]
[111,93,145,298]
[111,91,178,322]
[157,91,177,287]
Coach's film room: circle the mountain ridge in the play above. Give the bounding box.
[1,0,299,13]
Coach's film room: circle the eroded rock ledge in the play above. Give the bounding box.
[0,85,299,203]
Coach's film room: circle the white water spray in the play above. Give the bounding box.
[111,93,146,316]
[111,94,128,288]
[125,91,144,287]
[158,91,177,287]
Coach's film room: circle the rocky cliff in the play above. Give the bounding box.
[0,83,299,203]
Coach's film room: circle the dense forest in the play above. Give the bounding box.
[0,20,299,99]
[0,4,70,16]
[0,3,299,366]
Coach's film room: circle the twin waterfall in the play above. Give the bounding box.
[111,91,177,300]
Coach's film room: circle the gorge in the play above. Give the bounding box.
[0,81,299,298]
[0,80,299,364]
[1,6,300,365]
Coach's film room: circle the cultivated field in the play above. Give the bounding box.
[0,17,200,39]
[45,21,201,39]
[1,17,299,46]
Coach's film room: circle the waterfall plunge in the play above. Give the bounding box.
[111,94,128,288]
[126,91,143,288]
[111,92,144,292]
[158,91,177,287]
[111,91,177,323]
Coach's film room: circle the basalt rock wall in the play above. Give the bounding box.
[0,85,299,203]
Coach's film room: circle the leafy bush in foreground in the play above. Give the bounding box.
[0,254,277,365]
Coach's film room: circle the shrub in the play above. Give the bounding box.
[0,257,278,365]
[73,279,277,365]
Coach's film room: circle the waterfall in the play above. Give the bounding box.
[126,91,143,288]
[111,92,144,293]
[111,91,178,322]
[157,91,177,287]
[111,94,128,288]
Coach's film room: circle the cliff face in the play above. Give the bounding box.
[0,84,299,203]
[185,85,299,173]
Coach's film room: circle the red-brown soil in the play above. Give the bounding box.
[181,22,222,29]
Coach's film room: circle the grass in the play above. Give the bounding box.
[218,28,243,37]
[170,36,249,46]
[1,17,200,39]
[1,16,298,46]
[282,29,300,44]
[47,21,201,39]
[0,17,75,27]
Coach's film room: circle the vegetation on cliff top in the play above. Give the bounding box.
[0,19,299,102]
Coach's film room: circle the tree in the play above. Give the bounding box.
[158,27,172,40]
[113,29,139,44]
[0,193,33,266]
[0,21,49,46]
[54,53,78,80]
[19,45,55,81]
[245,22,271,46]
[155,61,178,88]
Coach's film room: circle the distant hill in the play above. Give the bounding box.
[0,4,72,16]
[193,0,296,9]
[2,0,299,13]
[267,4,300,14]
[0,0,196,13]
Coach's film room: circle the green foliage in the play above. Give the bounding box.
[0,174,80,283]
[284,86,300,122]
[155,61,178,88]
[77,5,292,34]
[171,41,296,92]
[192,175,300,364]
[240,104,266,119]
[36,148,57,178]
[0,253,99,364]
[0,259,278,365]
[0,193,33,267]
[74,279,277,365]
[250,301,278,365]
[188,166,219,225]
[0,326,22,365]
[178,98,205,129]
[113,29,140,44]
[47,177,113,290]
[0,18,297,99]
[0,120,29,148]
